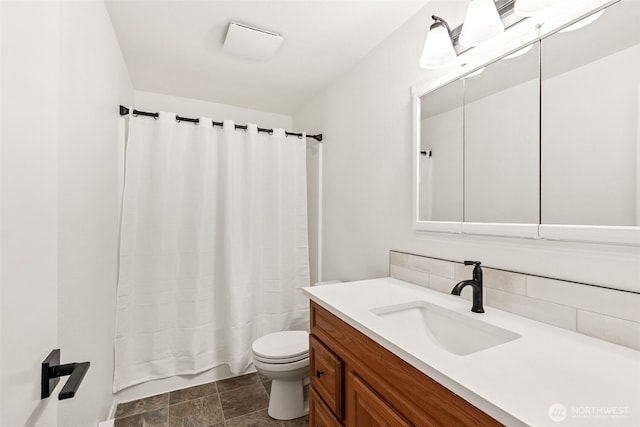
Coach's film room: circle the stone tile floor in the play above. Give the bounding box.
[114,372,308,427]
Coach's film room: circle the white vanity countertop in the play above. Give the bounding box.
[303,278,640,427]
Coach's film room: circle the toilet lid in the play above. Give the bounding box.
[252,330,309,360]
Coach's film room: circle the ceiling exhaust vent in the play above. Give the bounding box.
[223,22,284,61]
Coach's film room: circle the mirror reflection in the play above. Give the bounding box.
[419,79,464,222]
[541,0,640,226]
[463,42,540,224]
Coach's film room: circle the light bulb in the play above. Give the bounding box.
[420,16,456,69]
[459,0,504,47]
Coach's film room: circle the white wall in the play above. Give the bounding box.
[293,0,640,293]
[57,1,134,426]
[1,2,60,426]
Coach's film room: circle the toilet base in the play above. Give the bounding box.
[267,378,308,420]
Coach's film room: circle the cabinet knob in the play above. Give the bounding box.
[315,370,324,378]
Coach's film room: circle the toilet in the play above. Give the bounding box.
[252,330,309,420]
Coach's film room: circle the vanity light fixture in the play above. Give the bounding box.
[419,16,457,69]
[560,9,604,33]
[420,0,526,69]
[459,0,504,47]
[513,0,556,17]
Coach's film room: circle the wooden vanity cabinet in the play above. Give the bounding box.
[309,301,503,427]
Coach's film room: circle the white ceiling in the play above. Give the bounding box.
[105,0,431,115]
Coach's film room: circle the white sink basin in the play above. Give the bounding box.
[371,301,521,355]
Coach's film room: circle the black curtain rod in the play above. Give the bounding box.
[119,105,323,142]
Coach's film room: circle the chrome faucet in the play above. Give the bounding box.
[451,261,484,313]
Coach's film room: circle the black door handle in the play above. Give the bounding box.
[315,370,324,378]
[41,349,90,400]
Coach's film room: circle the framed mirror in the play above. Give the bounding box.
[413,0,639,245]
[540,0,640,244]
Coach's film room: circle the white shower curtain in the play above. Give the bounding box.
[113,112,310,392]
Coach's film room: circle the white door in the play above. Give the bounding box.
[1,1,60,425]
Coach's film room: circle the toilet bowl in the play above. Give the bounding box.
[252,330,309,420]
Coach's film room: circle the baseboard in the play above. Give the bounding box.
[96,400,118,427]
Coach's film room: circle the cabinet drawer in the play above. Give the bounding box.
[310,386,342,427]
[310,335,344,420]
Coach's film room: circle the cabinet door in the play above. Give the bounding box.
[310,335,344,419]
[310,386,342,427]
[346,372,412,427]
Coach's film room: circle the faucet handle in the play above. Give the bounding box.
[464,260,481,266]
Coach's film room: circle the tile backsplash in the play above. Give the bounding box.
[389,251,640,351]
